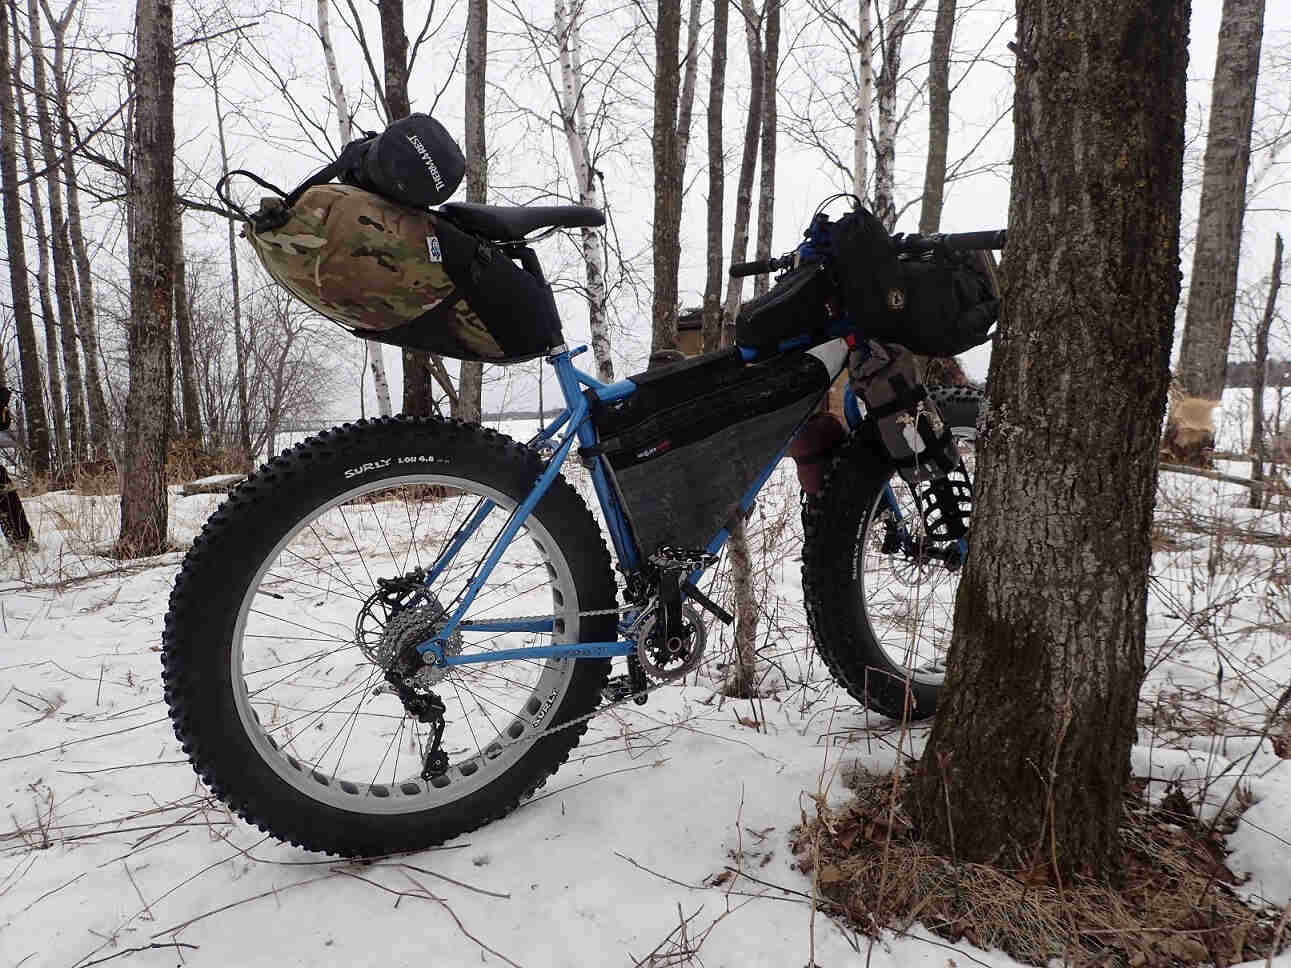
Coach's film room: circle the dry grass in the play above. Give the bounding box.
[792,768,1286,967]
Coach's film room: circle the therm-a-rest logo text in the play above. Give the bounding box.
[406,134,447,191]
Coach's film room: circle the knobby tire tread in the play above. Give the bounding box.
[162,416,616,857]
[802,386,981,721]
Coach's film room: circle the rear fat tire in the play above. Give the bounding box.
[162,416,616,856]
[802,386,981,720]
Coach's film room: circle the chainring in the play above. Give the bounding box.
[634,604,707,681]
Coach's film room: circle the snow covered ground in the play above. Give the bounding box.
[2,418,1291,967]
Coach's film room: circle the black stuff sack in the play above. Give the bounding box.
[342,114,466,208]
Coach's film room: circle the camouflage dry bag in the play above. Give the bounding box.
[246,184,559,363]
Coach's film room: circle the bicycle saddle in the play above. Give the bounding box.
[439,202,604,242]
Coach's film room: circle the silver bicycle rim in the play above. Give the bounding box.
[230,473,582,815]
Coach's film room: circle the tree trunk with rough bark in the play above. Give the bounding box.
[173,208,203,449]
[376,0,432,418]
[1166,0,1265,465]
[751,0,778,301]
[119,0,175,556]
[918,0,954,235]
[11,17,69,472]
[45,0,109,460]
[651,0,682,351]
[908,0,1189,879]
[458,0,486,424]
[1250,233,1283,509]
[873,0,909,231]
[701,0,728,355]
[721,0,763,335]
[26,0,85,464]
[675,0,702,173]
[0,0,48,473]
[914,0,966,382]
[555,0,612,380]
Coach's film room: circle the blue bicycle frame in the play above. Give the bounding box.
[408,200,986,671]
[414,341,831,670]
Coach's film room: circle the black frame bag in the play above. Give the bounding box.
[591,350,830,558]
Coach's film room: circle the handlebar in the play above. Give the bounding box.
[894,229,1007,253]
[729,255,795,278]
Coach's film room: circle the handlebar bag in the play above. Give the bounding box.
[247,184,558,363]
[734,263,835,351]
[831,206,999,356]
[881,250,999,356]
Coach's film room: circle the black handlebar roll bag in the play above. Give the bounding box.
[831,206,999,357]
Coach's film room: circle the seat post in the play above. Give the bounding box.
[514,244,565,350]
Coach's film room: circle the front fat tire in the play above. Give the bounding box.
[162,416,616,857]
[802,386,981,721]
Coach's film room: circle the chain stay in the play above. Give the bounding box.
[419,602,672,765]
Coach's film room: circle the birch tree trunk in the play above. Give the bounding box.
[918,0,954,234]
[25,0,85,464]
[752,0,779,301]
[1166,0,1266,465]
[555,0,612,381]
[721,0,763,332]
[11,19,69,472]
[119,0,175,556]
[0,0,49,474]
[458,0,486,424]
[317,0,393,418]
[700,0,728,355]
[873,0,909,230]
[318,0,352,142]
[45,0,110,459]
[1250,233,1283,508]
[854,0,872,201]
[173,208,203,449]
[908,0,1189,878]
